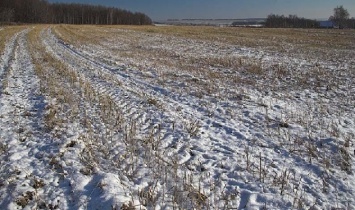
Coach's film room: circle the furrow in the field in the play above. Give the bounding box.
[0,31,21,96]
[0,30,72,209]
[30,32,139,209]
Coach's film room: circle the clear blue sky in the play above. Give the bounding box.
[47,0,355,21]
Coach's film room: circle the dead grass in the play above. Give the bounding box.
[52,25,96,45]
[51,25,355,98]
[0,26,27,55]
[106,25,355,50]
[53,24,355,50]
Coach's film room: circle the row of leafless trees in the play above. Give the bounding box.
[265,14,319,28]
[0,0,152,25]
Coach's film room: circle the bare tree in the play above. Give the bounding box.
[329,5,350,28]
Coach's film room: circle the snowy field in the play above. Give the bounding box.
[0,25,354,209]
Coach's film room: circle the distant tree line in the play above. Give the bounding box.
[265,14,319,28]
[0,0,152,25]
[335,17,355,29]
[265,6,355,29]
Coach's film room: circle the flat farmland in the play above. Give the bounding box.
[0,25,354,209]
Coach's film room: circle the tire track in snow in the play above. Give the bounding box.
[0,29,70,209]
[0,31,20,97]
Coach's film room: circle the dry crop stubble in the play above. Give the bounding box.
[1,24,354,209]
[42,26,223,208]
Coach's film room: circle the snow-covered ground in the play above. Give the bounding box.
[0,29,69,208]
[0,25,354,209]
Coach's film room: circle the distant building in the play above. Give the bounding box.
[319,20,335,28]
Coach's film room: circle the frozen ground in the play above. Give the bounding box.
[0,25,354,209]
